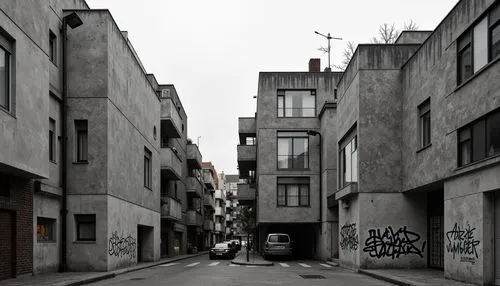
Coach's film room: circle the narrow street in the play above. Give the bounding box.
[88,254,393,286]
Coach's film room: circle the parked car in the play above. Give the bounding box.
[209,243,236,260]
[230,239,242,251]
[263,233,293,259]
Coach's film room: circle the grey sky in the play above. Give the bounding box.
[86,0,459,174]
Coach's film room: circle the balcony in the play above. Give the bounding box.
[226,214,232,222]
[161,147,182,180]
[186,210,203,226]
[237,184,256,206]
[161,196,182,221]
[187,144,202,170]
[203,172,215,190]
[204,194,215,210]
[238,117,256,144]
[204,220,214,231]
[237,145,256,178]
[215,223,223,233]
[186,176,203,198]
[215,206,226,217]
[161,98,182,138]
[215,189,226,201]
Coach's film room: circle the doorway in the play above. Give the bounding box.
[137,225,154,262]
[427,190,444,269]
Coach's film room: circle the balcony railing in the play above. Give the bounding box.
[226,214,232,222]
[215,223,223,232]
[215,206,225,217]
[237,184,255,206]
[204,194,215,210]
[238,117,256,145]
[237,145,257,162]
[186,176,203,198]
[215,189,226,201]
[161,147,182,180]
[203,172,215,190]
[161,196,182,221]
[186,210,203,226]
[187,144,202,170]
[161,98,182,138]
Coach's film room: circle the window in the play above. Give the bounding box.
[49,118,56,162]
[418,99,431,148]
[277,90,316,117]
[144,147,152,189]
[37,217,55,242]
[339,132,358,188]
[0,172,10,197]
[277,177,309,207]
[75,214,96,241]
[49,30,57,64]
[277,132,309,169]
[245,137,256,146]
[489,3,500,60]
[0,40,11,111]
[458,108,500,167]
[75,120,88,162]
[457,3,500,85]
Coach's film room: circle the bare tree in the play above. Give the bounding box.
[371,23,399,44]
[333,41,357,70]
[404,19,419,31]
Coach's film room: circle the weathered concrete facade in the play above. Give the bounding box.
[334,0,500,284]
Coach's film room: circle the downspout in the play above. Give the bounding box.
[60,17,69,272]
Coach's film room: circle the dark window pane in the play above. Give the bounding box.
[459,141,471,166]
[459,127,471,142]
[75,120,88,162]
[0,48,8,110]
[277,185,286,206]
[491,24,500,60]
[490,4,500,27]
[49,118,56,162]
[422,112,431,146]
[487,112,500,156]
[0,172,10,197]
[458,45,472,84]
[76,214,96,241]
[37,217,55,241]
[300,185,309,206]
[472,120,486,162]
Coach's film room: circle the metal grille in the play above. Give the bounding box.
[300,274,325,279]
[429,215,444,269]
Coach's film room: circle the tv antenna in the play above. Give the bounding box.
[315,31,342,71]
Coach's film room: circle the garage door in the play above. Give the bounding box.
[0,210,14,280]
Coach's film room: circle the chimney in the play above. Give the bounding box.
[309,58,320,72]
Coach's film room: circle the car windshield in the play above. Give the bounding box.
[268,235,289,243]
[214,243,230,248]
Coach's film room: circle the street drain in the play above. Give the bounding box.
[130,278,145,281]
[300,274,325,279]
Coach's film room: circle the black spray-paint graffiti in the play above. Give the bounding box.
[340,223,359,251]
[363,226,426,259]
[446,223,480,264]
[108,231,136,259]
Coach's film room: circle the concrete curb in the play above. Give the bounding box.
[230,251,274,266]
[66,251,209,286]
[358,269,412,286]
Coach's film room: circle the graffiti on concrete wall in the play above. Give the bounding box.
[363,226,426,259]
[446,223,480,264]
[340,223,359,251]
[108,230,136,259]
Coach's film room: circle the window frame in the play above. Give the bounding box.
[277,89,317,118]
[75,214,96,242]
[276,177,310,207]
[457,31,473,85]
[75,120,88,163]
[0,43,11,112]
[144,147,152,189]
[489,3,500,61]
[418,98,431,149]
[37,217,56,243]
[457,108,500,167]
[277,131,309,170]
[49,117,56,163]
[339,127,358,189]
[49,30,57,65]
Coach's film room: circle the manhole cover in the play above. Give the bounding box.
[130,278,145,281]
[300,274,325,279]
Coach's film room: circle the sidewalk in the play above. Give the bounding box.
[359,269,475,286]
[2,251,208,286]
[231,248,273,266]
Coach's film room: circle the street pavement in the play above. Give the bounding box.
[88,254,393,286]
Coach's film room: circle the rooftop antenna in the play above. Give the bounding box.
[315,31,342,71]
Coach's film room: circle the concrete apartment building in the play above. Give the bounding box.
[237,62,342,259]
[215,172,227,243]
[224,174,240,240]
[0,0,207,279]
[201,162,216,248]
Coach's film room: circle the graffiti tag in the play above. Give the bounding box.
[108,231,136,259]
[363,226,426,259]
[446,223,479,264]
[340,223,359,251]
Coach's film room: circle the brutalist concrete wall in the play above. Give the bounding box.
[338,194,360,269]
[395,31,432,44]
[33,194,61,274]
[0,1,50,178]
[255,72,337,224]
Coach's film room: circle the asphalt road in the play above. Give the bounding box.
[89,254,394,286]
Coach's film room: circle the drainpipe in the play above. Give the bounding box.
[307,130,322,232]
[61,12,83,272]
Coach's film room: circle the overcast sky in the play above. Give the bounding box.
[86,0,458,175]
